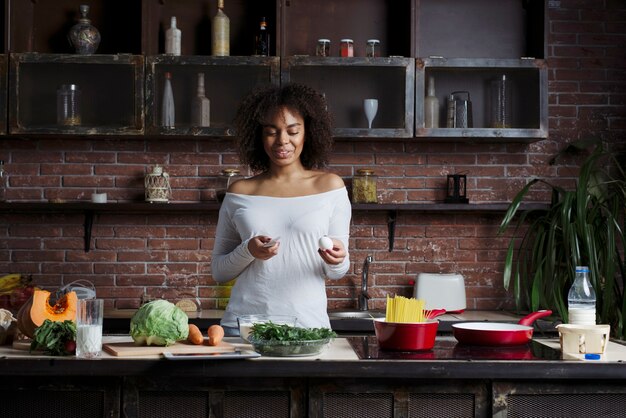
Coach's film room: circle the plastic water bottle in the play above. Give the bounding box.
[567,266,596,325]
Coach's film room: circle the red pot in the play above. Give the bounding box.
[374,319,439,351]
[452,310,552,346]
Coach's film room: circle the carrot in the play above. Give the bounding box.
[207,324,225,346]
[188,324,204,345]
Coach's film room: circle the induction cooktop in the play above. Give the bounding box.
[348,336,562,361]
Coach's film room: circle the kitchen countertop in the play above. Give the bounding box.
[2,334,626,380]
[104,309,537,334]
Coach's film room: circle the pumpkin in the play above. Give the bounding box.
[17,290,78,338]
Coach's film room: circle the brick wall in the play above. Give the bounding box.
[1,0,624,312]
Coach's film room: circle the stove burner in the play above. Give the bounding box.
[348,336,561,361]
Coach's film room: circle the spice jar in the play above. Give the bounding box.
[366,39,380,57]
[340,39,354,57]
[216,168,242,202]
[316,39,330,57]
[352,169,378,203]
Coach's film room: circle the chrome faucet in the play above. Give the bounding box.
[359,255,373,311]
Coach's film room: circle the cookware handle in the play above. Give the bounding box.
[517,310,552,326]
[426,309,447,319]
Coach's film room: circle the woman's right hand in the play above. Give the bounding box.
[248,236,280,260]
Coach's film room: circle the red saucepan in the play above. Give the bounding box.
[452,310,552,346]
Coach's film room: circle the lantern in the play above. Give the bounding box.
[445,173,469,204]
[145,165,171,203]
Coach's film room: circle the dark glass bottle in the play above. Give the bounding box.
[254,17,270,56]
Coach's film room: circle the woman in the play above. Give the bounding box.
[211,83,351,332]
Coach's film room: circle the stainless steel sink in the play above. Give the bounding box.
[328,310,385,320]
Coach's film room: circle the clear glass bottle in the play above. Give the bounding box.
[424,75,439,128]
[490,74,512,128]
[340,39,354,57]
[57,84,82,126]
[254,16,270,56]
[68,4,101,55]
[568,266,596,325]
[316,39,330,57]
[366,39,380,57]
[0,160,7,202]
[191,73,210,127]
[165,16,181,55]
[212,0,230,56]
[352,169,378,203]
[161,72,175,129]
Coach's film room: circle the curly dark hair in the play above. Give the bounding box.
[234,83,333,172]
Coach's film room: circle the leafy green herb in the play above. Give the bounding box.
[31,319,77,356]
[249,322,336,342]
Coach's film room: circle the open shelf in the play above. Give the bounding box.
[415,58,548,142]
[283,56,415,138]
[145,55,280,137]
[0,201,548,253]
[8,53,144,135]
[280,0,413,58]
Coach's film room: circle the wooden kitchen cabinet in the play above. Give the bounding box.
[0,376,121,418]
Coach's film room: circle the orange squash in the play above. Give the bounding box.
[17,290,78,338]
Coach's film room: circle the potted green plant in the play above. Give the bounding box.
[498,141,626,338]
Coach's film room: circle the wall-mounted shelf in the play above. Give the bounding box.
[145,55,280,137]
[0,201,548,253]
[282,56,415,138]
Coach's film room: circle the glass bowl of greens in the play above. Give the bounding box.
[247,322,336,357]
[237,314,297,342]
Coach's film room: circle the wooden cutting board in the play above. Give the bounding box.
[103,339,236,357]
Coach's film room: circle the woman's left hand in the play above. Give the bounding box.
[318,238,346,265]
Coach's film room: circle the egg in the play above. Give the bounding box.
[318,236,334,250]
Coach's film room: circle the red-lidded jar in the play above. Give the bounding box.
[340,39,354,57]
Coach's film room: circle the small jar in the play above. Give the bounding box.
[340,39,354,57]
[57,84,82,126]
[366,39,380,58]
[316,39,330,57]
[352,169,378,203]
[217,168,242,202]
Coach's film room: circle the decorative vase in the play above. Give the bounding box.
[68,5,101,55]
[145,165,172,203]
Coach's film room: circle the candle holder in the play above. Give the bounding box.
[145,165,172,203]
[445,174,469,204]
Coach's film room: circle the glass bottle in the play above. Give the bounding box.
[352,169,378,203]
[316,39,330,57]
[68,4,101,55]
[254,16,270,56]
[191,73,210,127]
[57,84,82,126]
[161,72,175,129]
[340,39,354,57]
[490,74,512,128]
[568,266,596,325]
[0,160,7,202]
[165,16,181,56]
[212,0,230,56]
[424,75,439,128]
[366,39,380,57]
